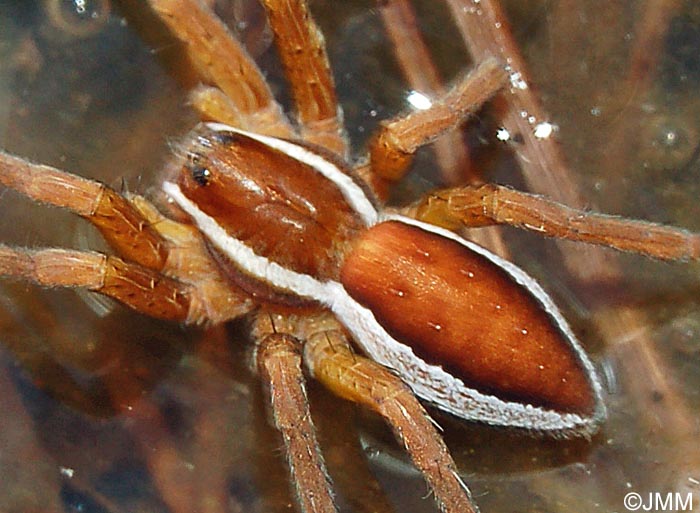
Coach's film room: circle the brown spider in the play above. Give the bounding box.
[1,1,699,512]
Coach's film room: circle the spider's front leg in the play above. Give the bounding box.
[145,0,293,137]
[0,245,192,321]
[0,151,167,270]
[410,183,700,262]
[0,151,197,320]
[146,0,346,155]
[259,0,346,154]
[0,150,253,325]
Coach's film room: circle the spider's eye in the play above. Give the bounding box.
[191,166,212,186]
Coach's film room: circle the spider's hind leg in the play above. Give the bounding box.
[300,313,479,513]
[252,312,338,513]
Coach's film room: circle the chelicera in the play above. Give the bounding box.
[1,1,699,512]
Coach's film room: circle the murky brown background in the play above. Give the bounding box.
[1,1,699,512]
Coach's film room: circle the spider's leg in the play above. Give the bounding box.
[0,151,168,271]
[377,0,509,256]
[379,0,472,185]
[409,183,700,262]
[302,316,479,513]
[0,246,195,322]
[252,313,338,513]
[0,151,254,324]
[146,0,293,137]
[260,0,346,156]
[361,58,507,200]
[188,84,248,129]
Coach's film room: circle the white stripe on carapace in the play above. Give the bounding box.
[163,181,605,436]
[205,122,378,226]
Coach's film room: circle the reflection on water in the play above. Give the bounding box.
[0,1,699,512]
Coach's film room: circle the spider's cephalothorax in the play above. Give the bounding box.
[165,122,605,436]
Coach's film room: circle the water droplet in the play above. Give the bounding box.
[509,71,528,90]
[407,90,432,110]
[533,122,556,139]
[496,127,510,141]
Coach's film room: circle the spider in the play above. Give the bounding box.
[1,1,699,512]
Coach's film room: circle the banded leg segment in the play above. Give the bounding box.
[254,315,338,513]
[260,0,346,155]
[0,151,168,271]
[413,183,700,261]
[304,328,478,513]
[147,0,293,137]
[0,246,192,321]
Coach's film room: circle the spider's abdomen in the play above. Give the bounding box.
[335,217,605,435]
[340,220,596,415]
[171,123,372,291]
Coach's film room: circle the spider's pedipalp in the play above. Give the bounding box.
[188,84,246,127]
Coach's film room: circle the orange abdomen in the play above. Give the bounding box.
[340,220,596,416]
